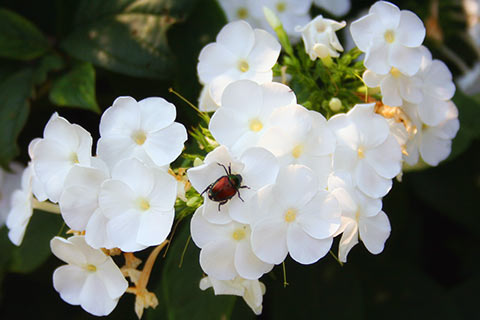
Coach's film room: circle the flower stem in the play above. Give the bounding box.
[137,240,169,290]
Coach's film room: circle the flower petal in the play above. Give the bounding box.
[137,209,174,247]
[144,122,187,167]
[287,223,332,264]
[235,240,273,280]
[251,217,288,265]
[200,240,237,280]
[359,210,391,254]
[53,265,88,306]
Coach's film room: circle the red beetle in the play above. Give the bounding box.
[201,163,249,210]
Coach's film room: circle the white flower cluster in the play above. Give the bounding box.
[1,1,461,317]
[352,1,459,167]
[216,0,351,39]
[5,96,187,315]
[191,1,459,314]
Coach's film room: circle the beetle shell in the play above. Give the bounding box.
[208,176,239,202]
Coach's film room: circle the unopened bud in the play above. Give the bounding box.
[193,157,203,167]
[263,6,282,30]
[329,97,342,112]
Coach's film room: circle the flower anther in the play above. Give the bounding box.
[284,208,297,222]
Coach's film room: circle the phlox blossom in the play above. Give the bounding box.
[191,206,273,280]
[250,165,341,265]
[350,1,426,75]
[97,96,187,168]
[200,276,266,315]
[51,236,128,316]
[197,20,280,108]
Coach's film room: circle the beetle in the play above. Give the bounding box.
[201,163,249,210]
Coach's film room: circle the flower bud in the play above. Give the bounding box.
[263,6,281,30]
[329,97,342,112]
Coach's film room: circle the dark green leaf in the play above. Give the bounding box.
[0,68,33,167]
[49,62,100,113]
[61,0,199,79]
[9,210,64,273]
[147,219,236,320]
[33,53,65,85]
[0,8,49,60]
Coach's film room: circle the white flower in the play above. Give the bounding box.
[413,47,456,126]
[250,165,341,265]
[328,103,402,198]
[99,158,177,252]
[6,164,34,246]
[217,0,263,27]
[200,276,266,315]
[350,1,426,75]
[328,171,390,262]
[59,158,114,249]
[0,162,24,225]
[187,146,279,225]
[313,0,351,16]
[363,67,423,107]
[97,96,187,168]
[259,104,336,189]
[197,20,280,105]
[254,0,312,41]
[51,236,128,316]
[295,15,346,60]
[403,102,460,166]
[191,206,273,280]
[31,113,93,203]
[59,158,109,231]
[209,80,296,156]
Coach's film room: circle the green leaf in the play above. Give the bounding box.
[147,219,236,320]
[61,0,199,79]
[0,68,34,167]
[9,210,64,274]
[33,53,65,85]
[49,62,100,113]
[449,90,480,160]
[0,8,49,60]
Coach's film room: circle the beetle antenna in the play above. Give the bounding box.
[217,162,229,175]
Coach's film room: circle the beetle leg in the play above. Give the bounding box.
[237,190,245,202]
[201,183,213,196]
[218,200,228,211]
[240,185,250,189]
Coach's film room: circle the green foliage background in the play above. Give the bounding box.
[0,0,478,319]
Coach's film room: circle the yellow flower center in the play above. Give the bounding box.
[357,146,365,159]
[236,7,248,19]
[132,130,147,145]
[276,2,286,12]
[384,30,395,43]
[137,197,151,211]
[237,59,249,73]
[86,264,97,272]
[232,228,246,241]
[390,67,401,78]
[70,152,79,164]
[292,144,304,159]
[249,118,263,132]
[285,209,297,223]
